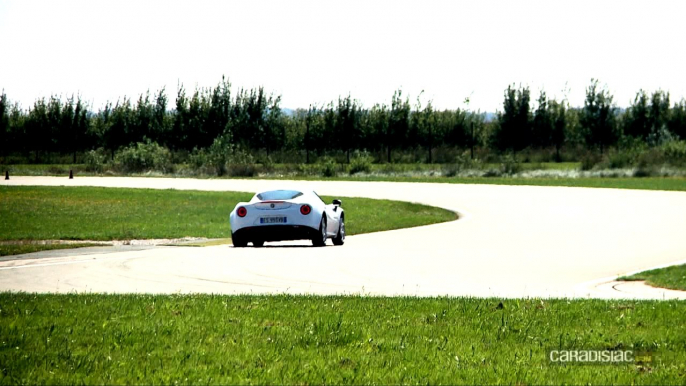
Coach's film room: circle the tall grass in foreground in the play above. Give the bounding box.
[0,294,684,385]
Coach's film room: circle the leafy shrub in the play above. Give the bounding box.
[188,135,256,176]
[188,148,208,169]
[170,150,190,164]
[227,163,257,177]
[83,148,108,173]
[499,153,521,175]
[204,135,233,176]
[601,137,647,169]
[617,135,647,153]
[393,152,419,164]
[634,148,664,170]
[114,142,173,173]
[380,163,402,174]
[647,126,677,147]
[296,163,320,176]
[223,147,256,177]
[261,156,275,172]
[606,150,635,169]
[443,153,478,177]
[633,166,656,177]
[348,151,373,175]
[482,168,503,177]
[580,152,602,171]
[442,165,458,178]
[319,157,338,177]
[47,165,68,175]
[661,140,686,166]
[433,146,463,164]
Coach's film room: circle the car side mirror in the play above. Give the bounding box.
[332,199,342,207]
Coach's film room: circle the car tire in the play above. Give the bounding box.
[232,233,247,248]
[253,240,264,248]
[312,216,327,247]
[332,215,345,246]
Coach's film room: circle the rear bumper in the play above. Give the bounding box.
[232,225,319,242]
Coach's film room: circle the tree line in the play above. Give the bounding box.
[1,77,686,164]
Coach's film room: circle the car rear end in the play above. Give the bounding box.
[230,195,321,243]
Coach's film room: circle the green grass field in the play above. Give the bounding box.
[0,294,683,385]
[0,186,456,242]
[619,264,686,291]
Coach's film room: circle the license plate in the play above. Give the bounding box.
[260,217,287,224]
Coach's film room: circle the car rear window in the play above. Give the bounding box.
[256,190,303,201]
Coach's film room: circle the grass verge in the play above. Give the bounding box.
[0,294,683,385]
[5,164,686,191]
[0,186,456,242]
[270,176,686,192]
[619,264,686,291]
[0,243,102,257]
[3,162,582,175]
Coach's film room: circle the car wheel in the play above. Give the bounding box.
[232,233,247,248]
[312,216,327,247]
[332,215,345,246]
[253,240,264,247]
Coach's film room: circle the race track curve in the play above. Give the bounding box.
[2,176,686,299]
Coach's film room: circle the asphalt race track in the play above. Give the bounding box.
[2,177,686,299]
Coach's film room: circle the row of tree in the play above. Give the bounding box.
[492,80,686,157]
[2,78,686,163]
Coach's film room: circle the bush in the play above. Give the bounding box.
[114,142,173,173]
[634,148,664,170]
[580,152,602,171]
[499,153,521,175]
[83,148,108,173]
[188,135,257,176]
[647,126,677,147]
[432,146,463,164]
[261,155,275,172]
[204,135,233,176]
[599,137,647,169]
[226,163,257,177]
[380,163,402,174]
[661,140,686,166]
[606,150,635,169]
[222,146,256,177]
[442,165,459,178]
[296,163,320,176]
[47,165,68,175]
[348,151,373,175]
[443,153,478,177]
[188,148,208,169]
[482,168,503,177]
[319,157,338,177]
[633,166,656,177]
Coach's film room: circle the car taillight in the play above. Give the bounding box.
[237,207,247,217]
[300,204,311,215]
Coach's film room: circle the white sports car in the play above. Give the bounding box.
[229,189,345,247]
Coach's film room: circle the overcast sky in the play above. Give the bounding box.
[1,0,685,112]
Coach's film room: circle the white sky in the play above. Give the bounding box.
[1,0,685,112]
